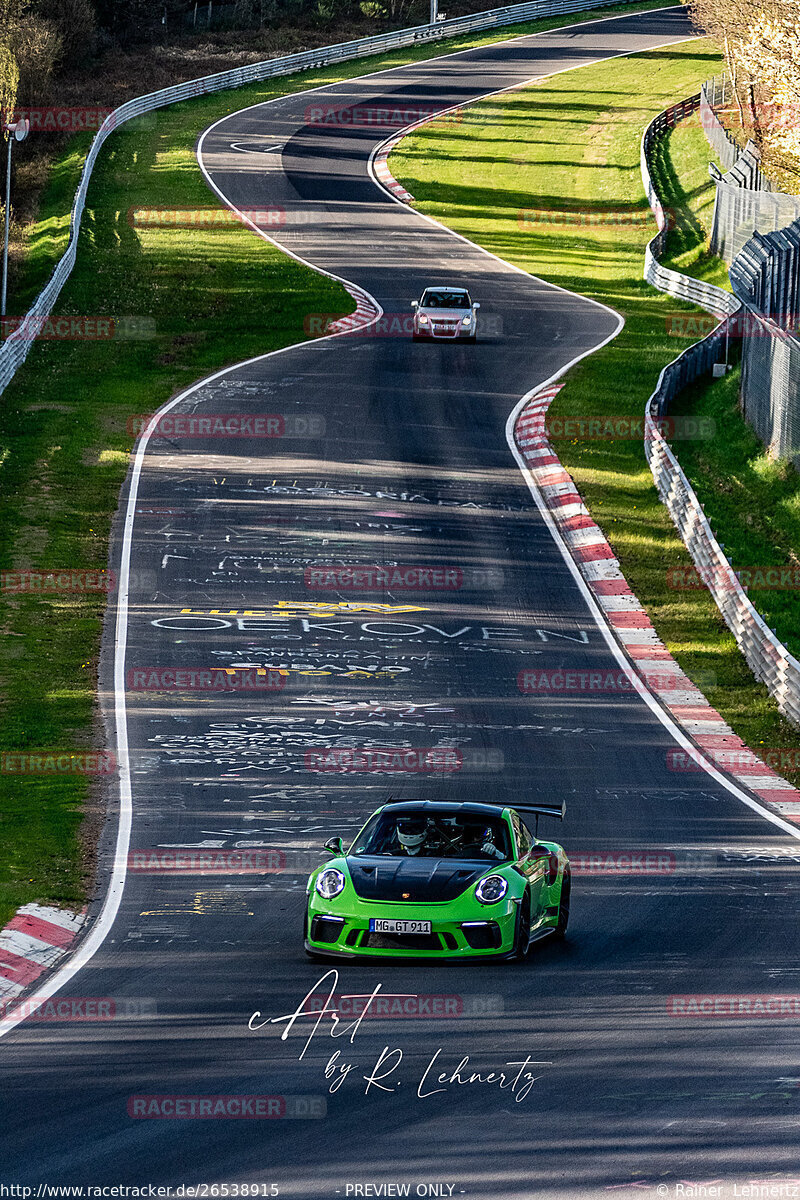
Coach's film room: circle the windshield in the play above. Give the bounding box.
[351,810,511,861]
[421,290,471,309]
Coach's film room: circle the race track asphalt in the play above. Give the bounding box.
[3,8,800,1197]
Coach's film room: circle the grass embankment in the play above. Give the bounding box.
[0,1,677,927]
[650,114,729,289]
[651,108,800,667]
[658,120,800,668]
[389,39,800,782]
[0,114,351,930]
[5,0,675,295]
[672,371,800,662]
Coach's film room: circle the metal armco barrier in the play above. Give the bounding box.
[641,99,800,727]
[0,0,642,400]
[730,221,800,329]
[700,77,771,185]
[641,94,740,320]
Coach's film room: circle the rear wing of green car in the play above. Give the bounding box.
[513,801,566,839]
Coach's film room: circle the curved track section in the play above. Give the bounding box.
[3,10,800,1198]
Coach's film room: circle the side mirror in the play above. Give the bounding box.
[324,836,344,856]
[473,302,481,310]
[411,300,418,309]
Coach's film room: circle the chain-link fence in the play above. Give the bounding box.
[701,75,770,181]
[702,77,800,265]
[729,220,800,463]
[699,77,800,466]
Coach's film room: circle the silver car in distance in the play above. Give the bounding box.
[411,286,480,342]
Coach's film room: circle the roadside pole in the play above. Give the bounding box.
[1,117,29,320]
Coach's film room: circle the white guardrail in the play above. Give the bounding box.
[0,0,643,398]
[641,97,800,727]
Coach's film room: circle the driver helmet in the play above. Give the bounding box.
[397,816,428,855]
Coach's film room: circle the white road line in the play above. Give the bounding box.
[229,142,284,153]
[361,34,800,840]
[0,5,720,1041]
[507,387,800,842]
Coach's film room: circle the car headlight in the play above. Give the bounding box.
[418,313,429,323]
[315,868,345,899]
[475,874,508,904]
[461,315,472,326]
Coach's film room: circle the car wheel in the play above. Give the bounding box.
[554,869,571,940]
[511,891,532,962]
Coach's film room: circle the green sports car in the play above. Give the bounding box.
[304,799,570,961]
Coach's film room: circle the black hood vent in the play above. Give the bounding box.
[346,856,486,902]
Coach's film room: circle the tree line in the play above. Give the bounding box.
[1,0,94,120]
[2,0,798,181]
[0,0,419,126]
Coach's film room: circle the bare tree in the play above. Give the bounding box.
[690,0,800,186]
[689,0,753,125]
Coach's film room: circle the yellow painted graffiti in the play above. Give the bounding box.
[179,601,428,616]
[140,890,255,916]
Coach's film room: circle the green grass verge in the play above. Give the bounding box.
[652,123,800,676]
[11,0,678,308]
[0,131,352,930]
[0,1,680,928]
[651,113,730,289]
[389,38,800,784]
[672,368,800,660]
